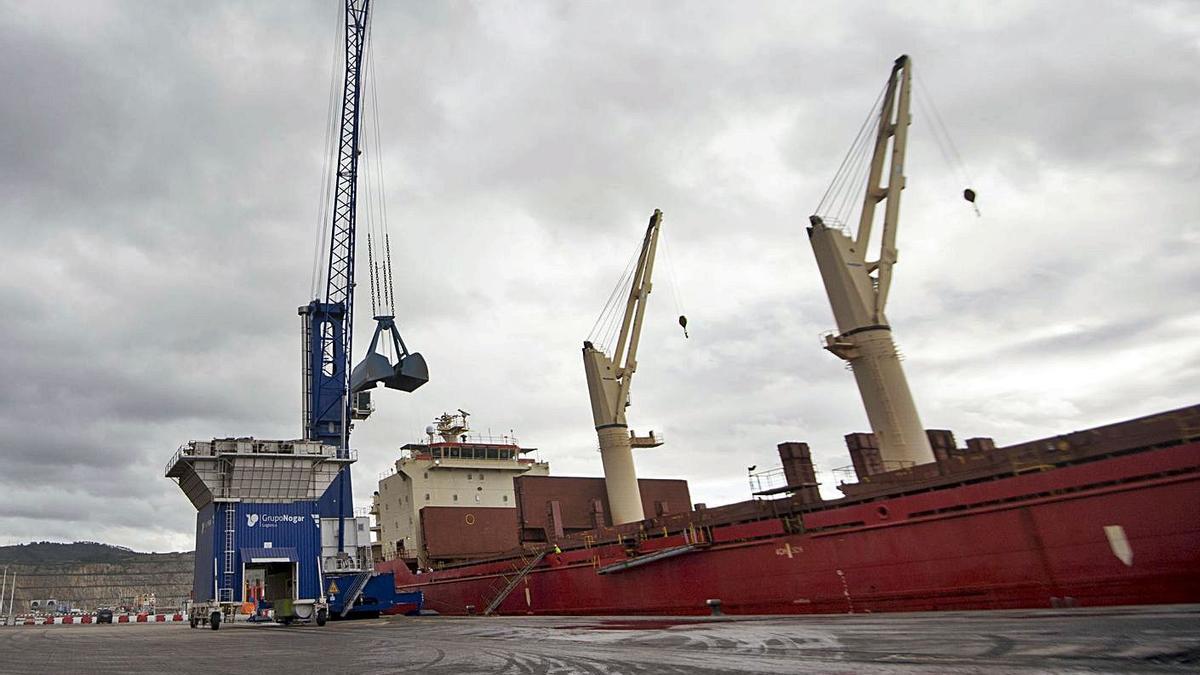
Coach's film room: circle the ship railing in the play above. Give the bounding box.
[165,441,355,475]
[748,466,789,494]
[450,431,521,446]
[323,549,374,574]
[163,443,198,477]
[630,430,665,447]
[833,459,916,484]
[401,431,522,451]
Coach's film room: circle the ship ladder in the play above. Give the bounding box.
[483,550,548,616]
[219,504,236,603]
[338,570,375,618]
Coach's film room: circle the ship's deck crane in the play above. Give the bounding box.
[807,55,934,467]
[583,209,666,525]
[299,0,427,539]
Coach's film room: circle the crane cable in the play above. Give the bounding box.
[359,12,401,346]
[588,245,639,354]
[814,81,887,230]
[914,75,980,216]
[601,254,637,354]
[310,1,345,300]
[659,229,689,339]
[360,108,381,320]
[370,43,397,316]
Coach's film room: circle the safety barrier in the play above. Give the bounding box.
[4,614,187,626]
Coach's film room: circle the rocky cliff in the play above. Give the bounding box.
[0,542,193,612]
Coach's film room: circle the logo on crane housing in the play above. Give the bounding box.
[245,513,304,528]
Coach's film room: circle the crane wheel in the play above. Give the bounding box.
[209,612,221,630]
[316,609,327,627]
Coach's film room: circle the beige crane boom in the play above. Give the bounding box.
[807,55,935,468]
[583,209,665,525]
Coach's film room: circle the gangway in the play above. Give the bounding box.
[483,550,549,616]
[338,570,375,618]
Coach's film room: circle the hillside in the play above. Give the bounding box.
[0,542,193,612]
[0,541,161,565]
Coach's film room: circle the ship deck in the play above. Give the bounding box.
[3,605,1197,674]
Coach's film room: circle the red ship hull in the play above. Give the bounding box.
[383,441,1200,616]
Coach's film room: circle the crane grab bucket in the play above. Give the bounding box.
[350,352,393,394]
[350,316,429,394]
[389,351,428,392]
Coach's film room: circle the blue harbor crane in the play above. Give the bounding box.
[300,0,427,452]
[167,0,427,629]
[300,0,428,539]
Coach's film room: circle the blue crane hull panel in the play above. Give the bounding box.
[327,572,424,617]
[192,501,324,603]
[192,503,217,602]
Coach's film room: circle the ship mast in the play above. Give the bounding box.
[808,55,935,468]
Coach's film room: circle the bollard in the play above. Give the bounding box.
[706,598,723,617]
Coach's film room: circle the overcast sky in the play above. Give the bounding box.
[1,1,1197,552]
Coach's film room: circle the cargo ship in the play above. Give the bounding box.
[377,405,1199,615]
[373,56,1200,616]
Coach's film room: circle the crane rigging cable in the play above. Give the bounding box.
[814,81,887,228]
[814,67,981,225]
[366,30,397,315]
[337,0,428,400]
[914,75,980,216]
[359,22,400,329]
[915,76,973,185]
[310,1,345,299]
[589,224,692,349]
[659,229,689,339]
[588,246,640,353]
[832,126,878,231]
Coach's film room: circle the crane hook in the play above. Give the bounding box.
[963,188,981,217]
[678,315,689,339]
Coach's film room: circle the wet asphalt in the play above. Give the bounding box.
[0,605,1197,674]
